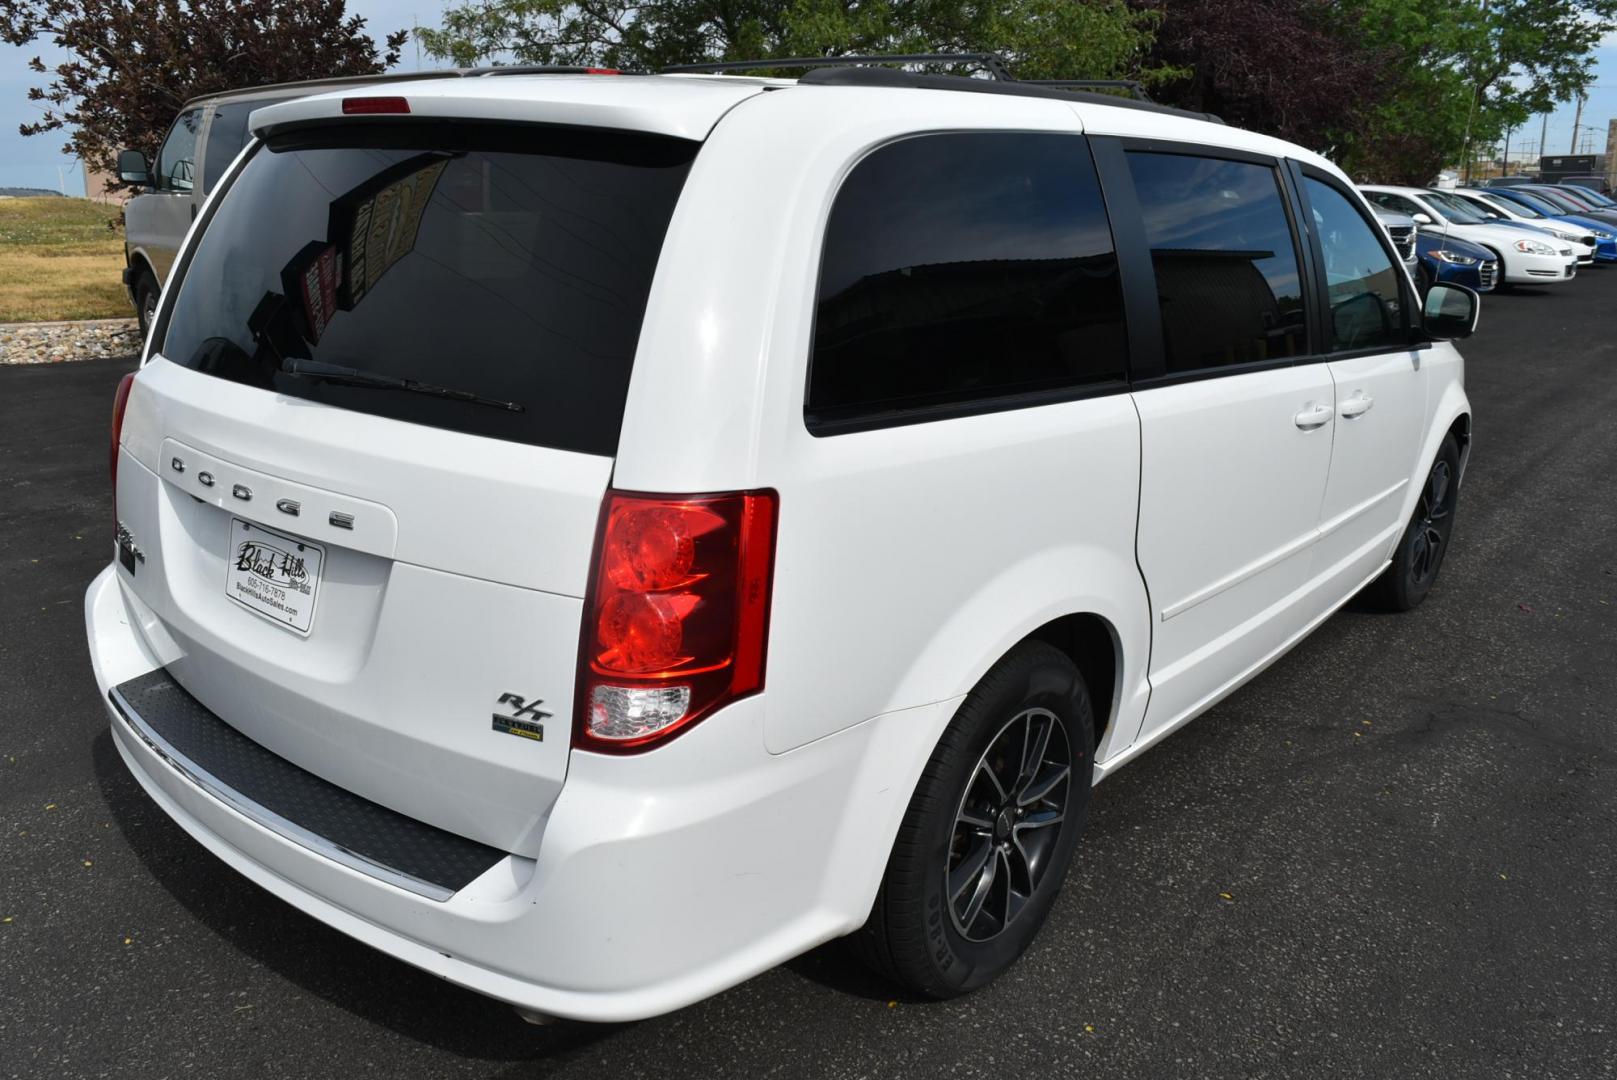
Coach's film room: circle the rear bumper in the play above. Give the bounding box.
[86,564,942,1021]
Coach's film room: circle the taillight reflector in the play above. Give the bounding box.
[109,371,135,534]
[575,489,778,753]
[341,96,410,115]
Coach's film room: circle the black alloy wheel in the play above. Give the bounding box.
[1366,433,1462,611]
[854,641,1094,997]
[947,707,1073,942]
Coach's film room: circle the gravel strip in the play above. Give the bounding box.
[0,318,143,364]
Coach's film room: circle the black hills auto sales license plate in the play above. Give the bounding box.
[225,518,324,635]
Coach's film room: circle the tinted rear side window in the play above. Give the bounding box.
[1126,152,1307,374]
[160,123,696,457]
[808,132,1126,431]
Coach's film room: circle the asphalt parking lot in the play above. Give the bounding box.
[3,278,1615,1080]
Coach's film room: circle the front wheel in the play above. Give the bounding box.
[133,269,159,338]
[1366,434,1461,611]
[853,641,1094,997]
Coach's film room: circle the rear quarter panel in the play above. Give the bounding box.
[614,88,1152,759]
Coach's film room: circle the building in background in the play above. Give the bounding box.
[83,164,131,203]
[1539,153,1604,183]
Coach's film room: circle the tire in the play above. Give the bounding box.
[1365,433,1461,611]
[134,269,159,338]
[854,641,1095,998]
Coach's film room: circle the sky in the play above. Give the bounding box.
[2,10,1615,195]
[0,0,430,194]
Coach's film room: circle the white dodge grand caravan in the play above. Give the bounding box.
[85,61,1477,1023]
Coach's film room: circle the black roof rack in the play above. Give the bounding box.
[1022,79,1148,101]
[795,65,1222,124]
[663,52,1015,80]
[661,51,1221,122]
[475,64,642,76]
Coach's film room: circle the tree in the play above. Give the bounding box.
[415,0,1182,84]
[1,0,406,183]
[1336,0,1617,183]
[1135,0,1399,152]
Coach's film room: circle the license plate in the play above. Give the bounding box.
[225,518,324,635]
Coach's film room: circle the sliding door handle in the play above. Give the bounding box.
[1293,403,1333,431]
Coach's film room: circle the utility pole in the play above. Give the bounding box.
[1570,93,1586,154]
[1539,111,1550,172]
[1502,125,1512,173]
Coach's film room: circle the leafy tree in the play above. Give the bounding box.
[416,0,1181,84]
[1136,0,1399,152]
[1,0,406,184]
[1337,0,1617,183]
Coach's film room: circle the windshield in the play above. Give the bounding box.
[158,122,697,457]
[1529,188,1583,212]
[1478,192,1542,218]
[1423,192,1488,224]
[1500,190,1561,216]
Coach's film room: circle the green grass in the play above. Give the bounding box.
[0,197,131,323]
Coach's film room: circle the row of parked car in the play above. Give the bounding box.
[1364,181,1617,299]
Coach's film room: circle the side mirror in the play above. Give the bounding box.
[1422,282,1479,340]
[1411,212,1434,225]
[117,148,149,185]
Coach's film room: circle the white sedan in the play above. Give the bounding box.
[1361,184,1580,285]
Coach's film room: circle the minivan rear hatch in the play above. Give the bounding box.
[114,110,701,858]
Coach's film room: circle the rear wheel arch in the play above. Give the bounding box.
[126,249,157,287]
[1448,411,1473,481]
[1022,612,1119,752]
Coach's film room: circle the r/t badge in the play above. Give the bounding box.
[492,692,550,742]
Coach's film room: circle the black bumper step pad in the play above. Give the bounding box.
[112,668,505,899]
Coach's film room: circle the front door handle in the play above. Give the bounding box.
[1293,403,1334,431]
[1340,393,1374,419]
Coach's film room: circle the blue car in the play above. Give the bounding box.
[1415,232,1497,293]
[1468,187,1617,262]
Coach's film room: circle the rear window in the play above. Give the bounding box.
[159,123,697,457]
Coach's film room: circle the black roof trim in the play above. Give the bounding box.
[797,66,1224,123]
[664,53,1014,79]
[1022,79,1148,101]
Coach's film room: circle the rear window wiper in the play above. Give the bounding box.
[280,358,524,413]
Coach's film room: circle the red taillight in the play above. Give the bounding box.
[575,489,778,753]
[341,96,410,115]
[584,68,621,75]
[109,372,135,532]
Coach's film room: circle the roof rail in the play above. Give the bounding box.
[474,65,638,77]
[663,53,1015,81]
[794,65,1222,124]
[1022,79,1148,101]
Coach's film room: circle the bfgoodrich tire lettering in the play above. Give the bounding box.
[854,641,1094,997]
